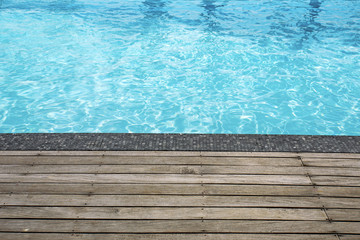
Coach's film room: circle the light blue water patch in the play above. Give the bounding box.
[0,0,359,134]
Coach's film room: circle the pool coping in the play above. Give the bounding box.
[0,133,359,153]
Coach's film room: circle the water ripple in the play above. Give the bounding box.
[0,0,359,134]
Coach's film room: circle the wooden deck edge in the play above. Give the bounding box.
[0,151,359,158]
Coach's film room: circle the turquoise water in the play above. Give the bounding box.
[0,0,359,134]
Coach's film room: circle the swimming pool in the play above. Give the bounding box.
[0,0,359,135]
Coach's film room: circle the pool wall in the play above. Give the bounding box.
[0,133,359,153]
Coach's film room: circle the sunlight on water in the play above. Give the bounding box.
[0,0,359,134]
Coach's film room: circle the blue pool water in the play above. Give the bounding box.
[0,0,359,134]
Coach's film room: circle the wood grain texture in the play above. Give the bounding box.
[339,236,360,240]
[0,206,327,220]
[312,176,360,186]
[0,156,302,166]
[0,233,341,240]
[1,194,359,208]
[316,186,360,197]
[0,194,328,207]
[327,209,360,221]
[302,158,360,168]
[2,165,358,176]
[0,173,312,185]
[298,153,360,159]
[0,151,358,158]
[0,151,302,157]
[0,219,359,233]
[1,151,359,238]
[2,183,359,197]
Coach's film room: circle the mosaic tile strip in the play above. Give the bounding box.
[0,133,359,152]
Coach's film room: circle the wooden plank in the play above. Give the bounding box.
[0,183,206,195]
[2,165,358,176]
[4,195,358,209]
[327,209,360,221]
[203,196,326,208]
[339,236,360,240]
[316,186,360,197]
[0,165,203,174]
[312,176,360,186]
[0,219,359,233]
[0,183,320,196]
[0,194,327,208]
[0,151,358,158]
[0,233,341,240]
[200,152,299,157]
[306,168,360,177]
[3,183,359,197]
[0,156,202,165]
[0,151,300,157]
[0,207,326,220]
[0,174,312,185]
[203,185,317,196]
[320,197,360,209]
[299,153,360,159]
[302,158,360,168]
[0,156,302,166]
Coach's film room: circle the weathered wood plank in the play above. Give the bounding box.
[0,207,326,220]
[339,236,360,240]
[0,183,319,196]
[2,183,359,197]
[0,219,359,233]
[302,158,360,168]
[316,186,360,197]
[319,197,360,209]
[204,196,328,208]
[0,233,340,240]
[3,195,358,208]
[0,156,302,166]
[0,151,358,158]
[0,183,207,195]
[0,151,301,157]
[0,194,328,207]
[327,209,360,221]
[0,174,312,185]
[0,152,358,237]
[299,153,360,159]
[1,165,358,176]
[200,152,299,157]
[306,168,360,177]
[312,176,360,186]
[202,152,360,159]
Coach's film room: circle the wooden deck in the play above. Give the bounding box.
[0,151,359,240]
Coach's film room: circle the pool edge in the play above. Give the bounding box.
[0,133,359,153]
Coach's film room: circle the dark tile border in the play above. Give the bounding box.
[0,133,359,152]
